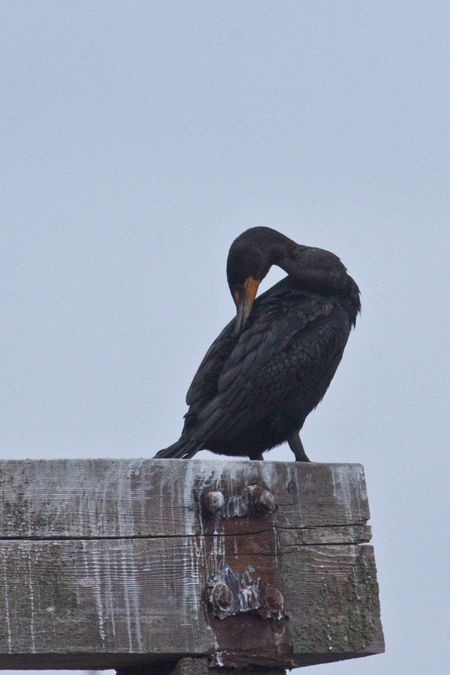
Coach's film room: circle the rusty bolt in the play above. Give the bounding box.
[248,485,276,513]
[202,490,225,515]
[262,584,284,613]
[211,582,234,611]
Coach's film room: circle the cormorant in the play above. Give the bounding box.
[155,227,360,461]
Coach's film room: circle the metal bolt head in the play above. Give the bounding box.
[202,490,225,515]
[211,582,234,611]
[262,584,284,612]
[247,485,276,513]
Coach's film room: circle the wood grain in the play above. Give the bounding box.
[0,459,369,538]
[0,459,383,670]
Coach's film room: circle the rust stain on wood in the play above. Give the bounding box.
[205,565,286,621]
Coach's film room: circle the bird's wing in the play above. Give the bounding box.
[191,290,351,441]
[185,319,237,407]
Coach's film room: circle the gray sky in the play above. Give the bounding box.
[0,2,449,674]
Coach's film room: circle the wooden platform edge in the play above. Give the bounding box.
[0,459,384,670]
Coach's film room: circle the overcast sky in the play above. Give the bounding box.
[0,2,449,674]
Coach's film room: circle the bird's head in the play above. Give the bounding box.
[227,227,295,334]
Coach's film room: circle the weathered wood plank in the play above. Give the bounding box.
[0,538,212,666]
[116,658,286,675]
[278,525,372,547]
[0,460,383,670]
[0,538,382,668]
[0,460,369,538]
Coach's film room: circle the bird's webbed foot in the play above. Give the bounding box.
[288,433,310,462]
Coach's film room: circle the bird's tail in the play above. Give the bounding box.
[154,438,203,459]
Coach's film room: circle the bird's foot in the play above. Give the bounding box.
[288,433,310,462]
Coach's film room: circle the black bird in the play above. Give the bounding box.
[155,227,360,461]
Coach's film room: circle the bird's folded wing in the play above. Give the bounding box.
[185,319,237,407]
[191,293,349,441]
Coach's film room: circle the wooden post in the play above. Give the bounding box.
[0,459,384,671]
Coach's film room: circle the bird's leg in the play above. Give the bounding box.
[288,433,310,462]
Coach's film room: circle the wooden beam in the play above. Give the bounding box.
[0,459,384,670]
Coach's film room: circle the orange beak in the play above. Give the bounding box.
[233,276,260,334]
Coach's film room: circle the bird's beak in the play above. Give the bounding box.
[233,276,260,334]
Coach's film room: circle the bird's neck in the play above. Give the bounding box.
[278,247,361,322]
